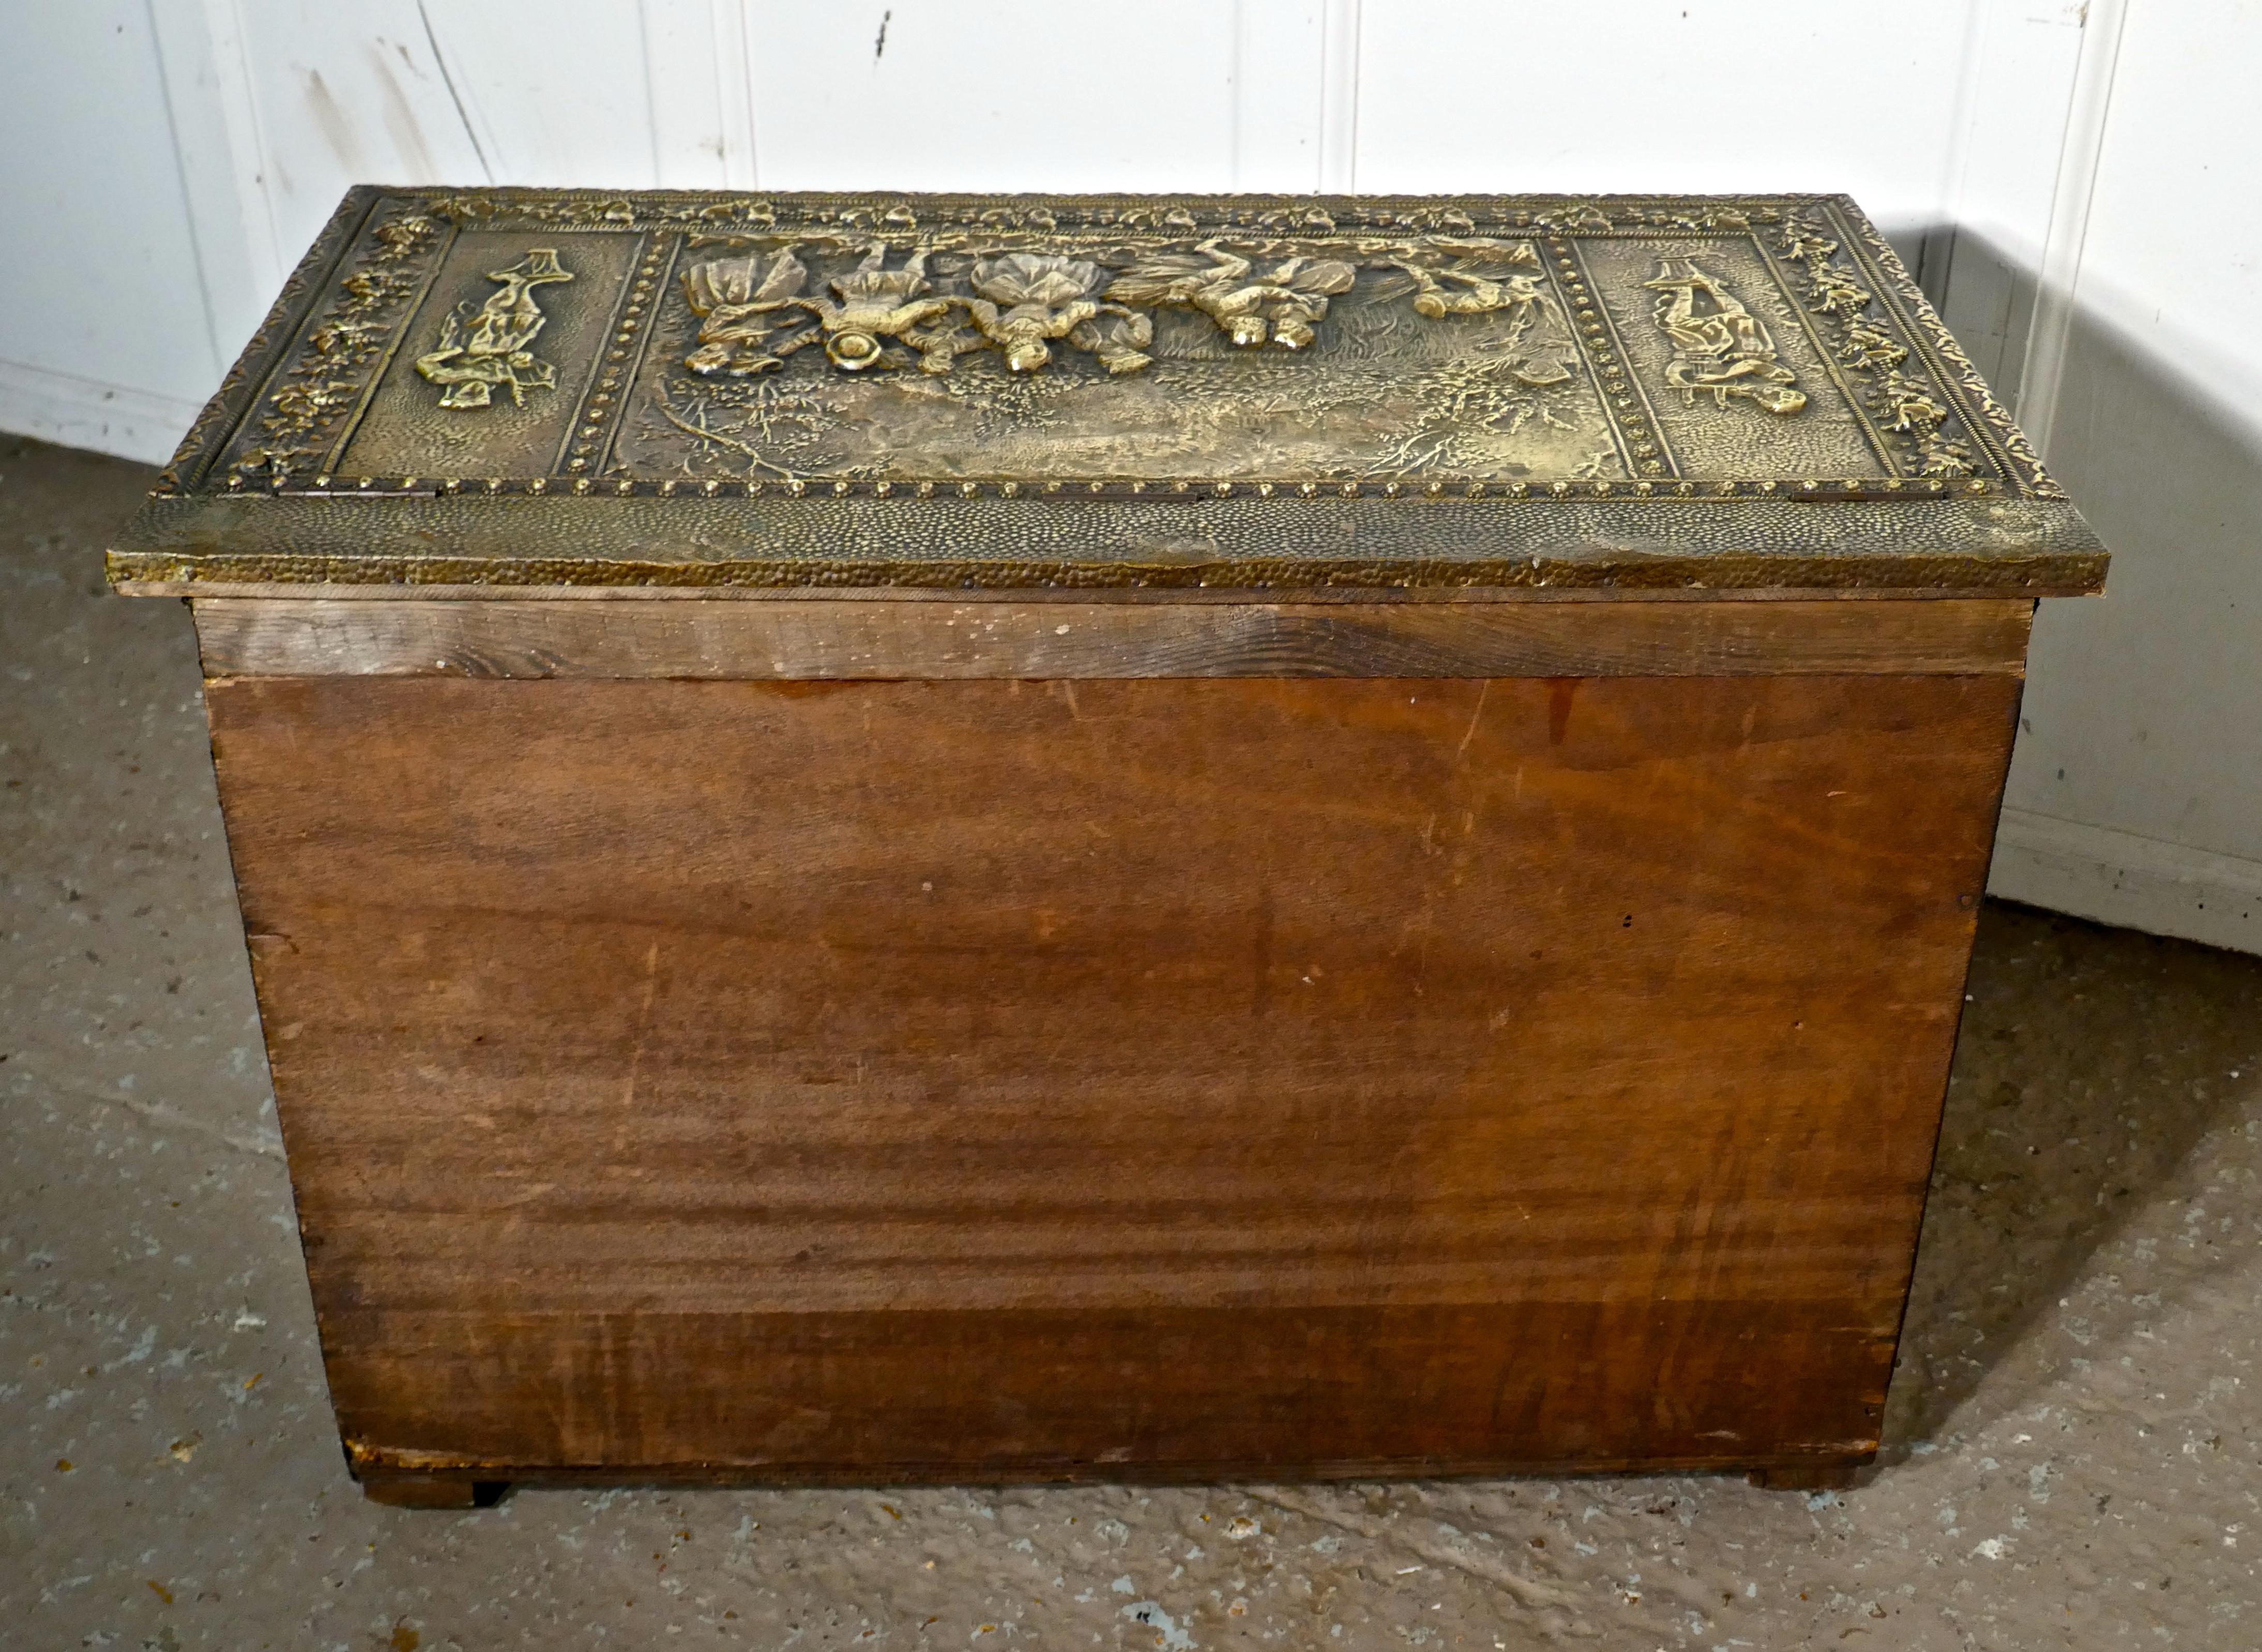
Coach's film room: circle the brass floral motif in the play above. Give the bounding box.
[416,249,574,408]
[1643,259,1806,415]
[219,207,442,481]
[1777,220,1975,478]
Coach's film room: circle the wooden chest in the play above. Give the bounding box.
[111,189,2105,1505]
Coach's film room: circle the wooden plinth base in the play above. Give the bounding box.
[358,1476,508,1509]
[1747,1462,1866,1492]
[353,1459,1871,1506]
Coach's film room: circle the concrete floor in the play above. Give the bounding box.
[4,433,2259,1651]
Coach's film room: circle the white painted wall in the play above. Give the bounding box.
[1,1,2251,952]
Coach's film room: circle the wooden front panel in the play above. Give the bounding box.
[205,670,2020,1479]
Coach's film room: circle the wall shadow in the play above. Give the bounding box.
[1920,223,2262,868]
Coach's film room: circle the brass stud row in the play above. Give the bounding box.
[247,474,1984,500]
[1551,243,1666,478]
[566,239,674,473]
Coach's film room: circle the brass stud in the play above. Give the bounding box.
[1299,482,1318,498]
[616,479,634,495]
[747,480,763,495]
[787,480,807,497]
[529,478,547,493]
[833,480,852,496]
[659,480,676,496]
[573,478,591,494]
[1424,481,1444,497]
[1550,481,1571,496]
[703,480,720,496]
[1214,482,1233,497]
[1256,482,1274,498]
[1383,482,1401,498]
[1340,482,1359,497]
[963,481,982,498]
[1000,481,1019,498]
[874,480,892,497]
[1089,481,1106,494]
[917,481,935,498]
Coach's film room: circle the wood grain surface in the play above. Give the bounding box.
[205,672,2021,1480]
[191,596,2033,680]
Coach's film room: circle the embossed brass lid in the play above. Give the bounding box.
[109,187,2104,594]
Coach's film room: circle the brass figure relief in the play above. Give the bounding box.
[416,250,574,408]
[631,228,1607,485]
[1643,259,1805,416]
[968,254,1152,374]
[679,235,1561,383]
[682,246,1157,378]
[1103,241,1356,351]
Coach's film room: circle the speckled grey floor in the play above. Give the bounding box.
[4,432,2259,1651]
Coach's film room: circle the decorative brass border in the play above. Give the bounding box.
[218,472,1995,502]
[119,189,2101,594]
[154,190,2050,501]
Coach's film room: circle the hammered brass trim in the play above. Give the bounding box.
[118,189,2100,593]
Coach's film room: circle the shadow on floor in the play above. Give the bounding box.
[1884,899,2262,1451]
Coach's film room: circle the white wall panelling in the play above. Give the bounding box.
[2,2,2252,951]
[1985,0,2262,957]
[1231,0,1324,190]
[0,2,220,457]
[2009,0,2129,463]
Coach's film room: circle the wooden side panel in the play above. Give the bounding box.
[191,596,2033,680]
[205,672,2021,1479]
